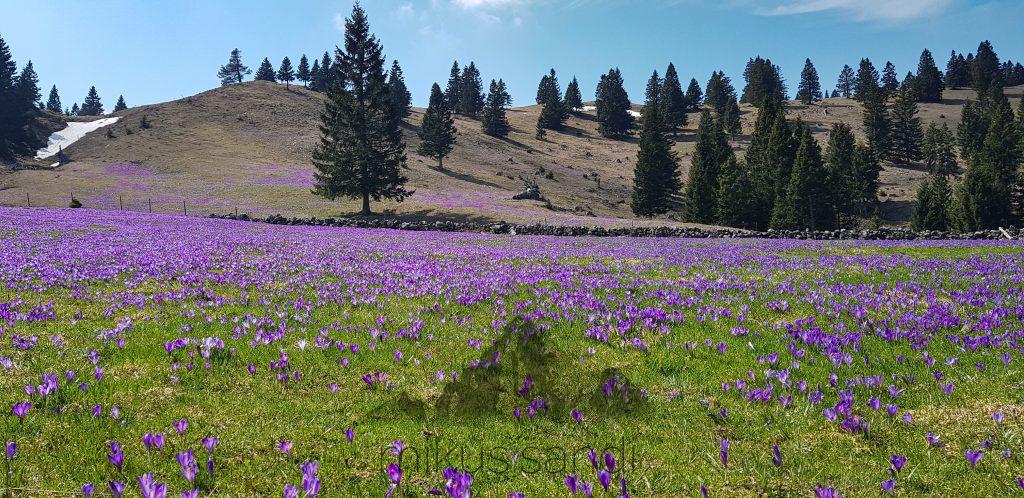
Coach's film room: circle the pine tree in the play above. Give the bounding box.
[775,127,832,230]
[311,4,409,215]
[852,143,882,216]
[418,83,457,169]
[741,56,786,107]
[536,69,560,106]
[956,160,1009,230]
[854,58,880,101]
[824,123,858,226]
[482,79,511,138]
[632,71,680,217]
[744,97,787,229]
[217,48,251,86]
[386,60,412,122]
[46,85,61,113]
[309,59,321,91]
[716,156,756,228]
[958,100,988,161]
[915,49,945,103]
[836,65,856,98]
[444,61,462,108]
[923,123,957,175]
[705,71,735,116]
[70,103,79,116]
[79,86,104,116]
[971,40,1000,95]
[887,86,924,165]
[881,61,899,97]
[684,109,731,223]
[685,78,703,110]
[912,172,951,231]
[564,77,583,113]
[297,55,311,88]
[277,57,295,88]
[595,68,632,137]
[945,51,970,88]
[660,63,687,134]
[978,92,1019,188]
[457,62,485,117]
[319,52,333,90]
[796,58,822,104]
[537,85,566,132]
[113,95,127,112]
[861,90,890,158]
[255,58,276,82]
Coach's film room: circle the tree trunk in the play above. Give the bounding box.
[361,192,371,215]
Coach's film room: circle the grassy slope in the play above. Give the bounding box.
[1,81,1020,225]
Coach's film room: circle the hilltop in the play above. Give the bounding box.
[2,81,1021,226]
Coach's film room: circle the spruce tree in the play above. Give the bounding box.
[46,85,61,113]
[836,65,856,98]
[945,51,970,88]
[564,77,583,113]
[70,103,79,116]
[716,156,756,228]
[536,69,560,107]
[956,160,1009,230]
[775,127,832,230]
[958,100,988,161]
[595,68,632,137]
[861,90,890,158]
[705,71,735,116]
[277,57,295,88]
[971,40,1000,95]
[741,56,786,107]
[923,123,957,175]
[418,83,457,169]
[722,96,741,137]
[685,78,703,110]
[854,58,880,101]
[113,95,127,112]
[482,79,511,138]
[386,60,412,122]
[319,52,333,90]
[217,48,250,86]
[881,61,899,97]
[796,58,822,104]
[744,97,786,229]
[632,71,680,217]
[912,172,951,231]
[0,33,20,159]
[887,86,924,165]
[255,58,276,82]
[660,63,688,134]
[309,59,321,91]
[915,49,944,103]
[444,61,462,108]
[15,61,39,111]
[824,123,858,226]
[684,109,731,223]
[978,91,1019,188]
[852,143,882,216]
[297,55,311,87]
[79,86,103,116]
[312,4,409,215]
[457,62,485,117]
[537,85,566,132]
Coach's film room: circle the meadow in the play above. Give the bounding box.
[1,207,1023,497]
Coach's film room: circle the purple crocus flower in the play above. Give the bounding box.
[108,481,126,498]
[565,474,579,495]
[598,469,611,490]
[881,479,895,495]
[173,419,188,436]
[771,443,782,467]
[82,483,95,497]
[1016,477,1024,490]
[176,449,197,483]
[571,409,583,424]
[108,441,125,470]
[720,439,730,468]
[3,441,14,461]
[813,484,841,498]
[442,467,473,498]
[283,484,299,498]
[890,455,906,472]
[278,440,294,455]
[137,473,168,498]
[345,428,354,443]
[993,412,1004,424]
[604,451,616,471]
[181,490,198,498]
[965,449,983,468]
[11,401,30,422]
[385,463,403,498]
[202,436,218,452]
[301,460,321,497]
[926,432,943,447]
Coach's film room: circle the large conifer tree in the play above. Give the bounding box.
[660,63,688,134]
[836,65,856,98]
[774,127,832,230]
[887,87,924,165]
[923,123,957,175]
[113,95,127,112]
[457,62,485,117]
[796,58,822,104]
[297,55,311,88]
[277,57,295,88]
[217,49,250,86]
[595,68,632,137]
[741,57,786,107]
[0,33,22,158]
[482,79,511,138]
[46,85,62,113]
[386,60,412,123]
[309,59,321,91]
[685,78,703,110]
[564,77,583,113]
[684,109,731,223]
[419,83,457,169]
[971,41,1000,95]
[915,49,944,103]
[861,90,890,158]
[79,86,104,116]
[705,71,736,116]
[255,58,276,82]
[632,71,680,217]
[881,62,899,97]
[444,61,462,108]
[912,172,951,231]
[312,4,409,215]
[854,58,880,101]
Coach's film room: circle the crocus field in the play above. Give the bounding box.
[2,208,1024,497]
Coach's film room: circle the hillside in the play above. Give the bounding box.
[1,81,1021,226]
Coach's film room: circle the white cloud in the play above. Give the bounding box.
[333,13,345,31]
[759,0,951,21]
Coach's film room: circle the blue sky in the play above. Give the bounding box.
[2,0,1022,109]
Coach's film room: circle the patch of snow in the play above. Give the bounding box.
[34,117,121,160]
[50,162,60,168]
[580,105,641,118]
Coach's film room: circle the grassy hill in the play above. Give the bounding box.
[1,80,1020,226]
